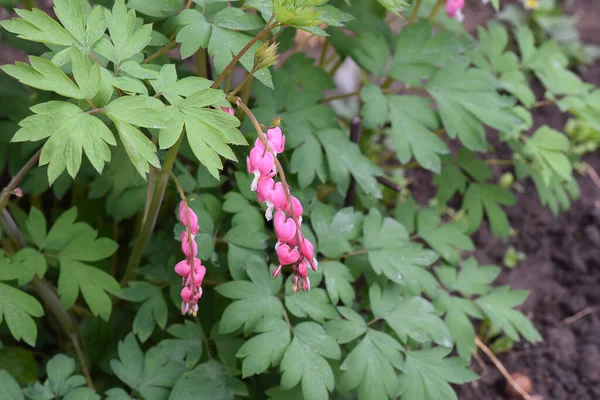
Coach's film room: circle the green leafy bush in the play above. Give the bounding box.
[0,0,595,399]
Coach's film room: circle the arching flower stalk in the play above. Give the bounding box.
[234,97,317,291]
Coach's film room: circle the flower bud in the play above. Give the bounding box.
[254,41,279,71]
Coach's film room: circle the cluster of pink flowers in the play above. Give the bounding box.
[246,125,318,292]
[174,201,206,316]
[446,0,465,22]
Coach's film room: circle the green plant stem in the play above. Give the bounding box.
[211,18,277,89]
[121,133,185,286]
[318,37,329,67]
[0,210,94,389]
[196,48,209,78]
[0,147,42,212]
[428,0,445,22]
[408,0,423,24]
[230,69,256,98]
[142,41,177,64]
[343,249,367,257]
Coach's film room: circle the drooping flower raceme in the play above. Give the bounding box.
[247,125,317,291]
[445,0,465,22]
[175,201,206,316]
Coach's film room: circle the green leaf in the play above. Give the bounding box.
[216,262,283,334]
[106,96,169,129]
[324,306,367,344]
[322,261,355,306]
[45,354,86,396]
[162,89,245,179]
[58,258,120,320]
[317,128,383,199]
[42,208,119,319]
[434,292,482,360]
[416,208,474,265]
[426,60,521,151]
[360,84,389,129]
[339,330,404,400]
[104,0,152,64]
[70,47,101,100]
[389,21,469,86]
[12,101,115,184]
[376,0,408,16]
[0,370,24,400]
[397,347,478,400]
[54,0,86,46]
[63,388,100,400]
[522,126,573,185]
[517,26,592,96]
[236,318,291,377]
[119,282,168,342]
[111,334,187,398]
[388,95,448,173]
[285,288,339,323]
[370,284,452,347]
[476,286,542,343]
[169,360,248,400]
[350,31,390,77]
[0,347,38,386]
[158,321,205,368]
[111,119,160,178]
[2,57,83,99]
[176,9,212,59]
[208,26,273,88]
[213,8,264,30]
[280,322,341,400]
[26,207,47,249]
[435,257,499,296]
[310,204,363,258]
[462,183,516,240]
[0,8,73,46]
[363,209,439,295]
[0,248,46,286]
[0,284,44,346]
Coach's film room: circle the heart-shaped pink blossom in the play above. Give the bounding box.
[257,178,275,203]
[286,196,303,218]
[174,260,191,277]
[181,231,198,258]
[298,261,308,278]
[178,201,199,234]
[193,263,206,286]
[274,211,296,243]
[270,182,287,211]
[266,127,285,154]
[277,244,300,265]
[181,287,193,302]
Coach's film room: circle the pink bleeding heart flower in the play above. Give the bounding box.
[221,106,234,116]
[270,182,288,211]
[254,127,286,155]
[272,265,283,278]
[274,211,297,243]
[300,238,318,271]
[193,263,206,287]
[286,196,303,219]
[266,127,285,154]
[247,147,275,191]
[445,0,464,21]
[181,231,198,258]
[178,201,199,234]
[257,178,276,220]
[277,244,300,266]
[12,188,23,198]
[298,261,308,278]
[181,287,193,302]
[174,260,192,277]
